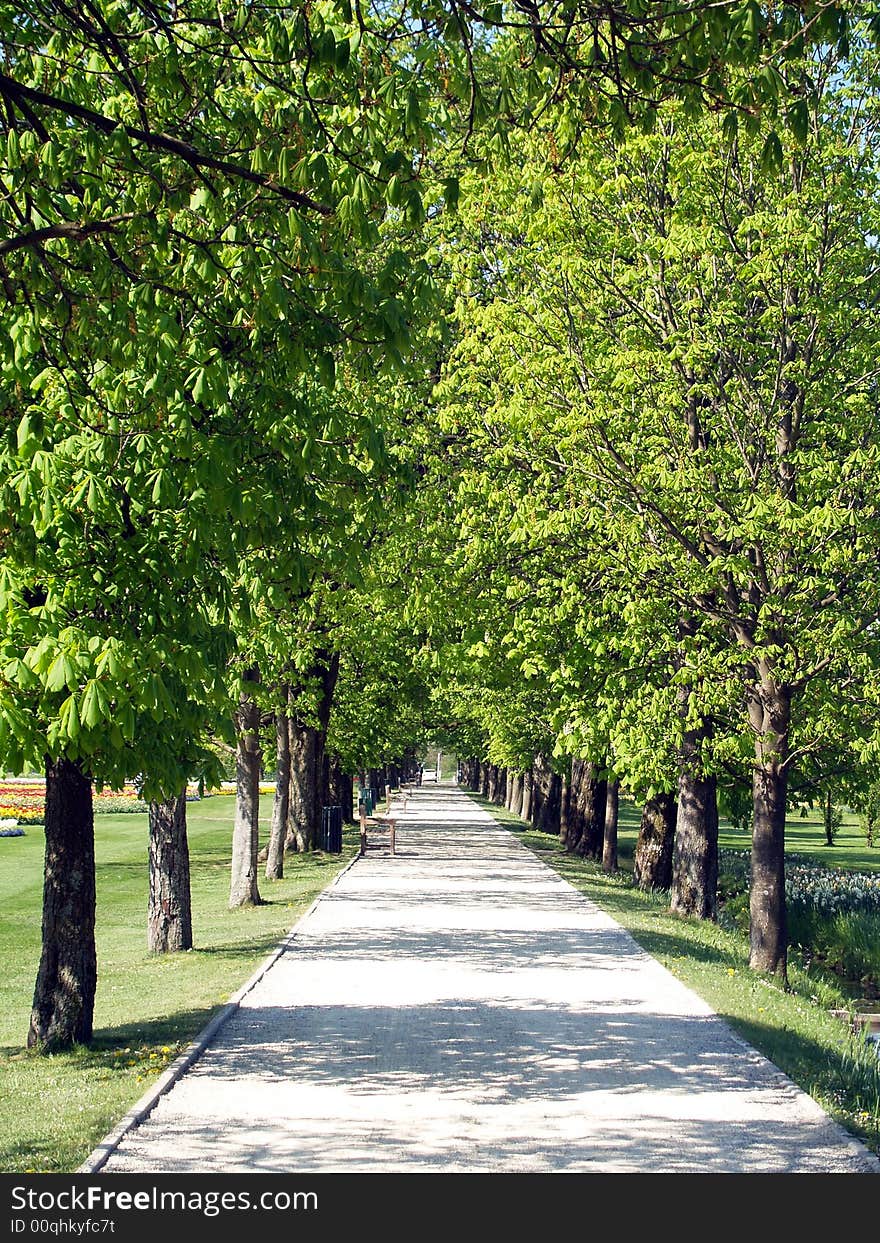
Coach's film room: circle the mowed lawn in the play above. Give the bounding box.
[0,795,357,1173]
[614,799,880,873]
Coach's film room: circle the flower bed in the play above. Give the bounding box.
[0,781,146,825]
[718,848,880,987]
[719,848,880,916]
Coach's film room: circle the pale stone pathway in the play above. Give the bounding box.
[101,786,878,1172]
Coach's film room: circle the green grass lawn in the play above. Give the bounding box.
[614,798,879,872]
[0,795,357,1173]
[470,792,880,1157]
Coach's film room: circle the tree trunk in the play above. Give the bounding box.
[634,792,677,891]
[289,722,319,852]
[520,767,534,821]
[488,764,498,803]
[561,764,581,851]
[342,772,354,823]
[575,764,607,860]
[749,679,791,979]
[670,676,718,920]
[535,768,562,835]
[230,669,263,907]
[559,771,571,848]
[602,777,620,873]
[497,767,509,807]
[530,759,545,826]
[29,757,96,1050]
[286,652,340,853]
[265,707,291,880]
[509,772,524,817]
[328,753,353,823]
[148,789,192,952]
[670,769,718,920]
[481,762,490,798]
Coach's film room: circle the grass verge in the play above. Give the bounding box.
[0,795,358,1173]
[469,792,880,1158]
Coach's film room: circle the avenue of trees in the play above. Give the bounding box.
[429,35,880,981]
[0,1,876,1047]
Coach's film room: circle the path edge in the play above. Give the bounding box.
[466,790,880,1174]
[77,850,362,1175]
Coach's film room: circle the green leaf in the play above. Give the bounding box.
[46,651,78,693]
[786,99,809,146]
[760,131,783,175]
[443,177,460,212]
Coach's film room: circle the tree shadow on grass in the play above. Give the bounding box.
[0,1007,223,1062]
[600,922,741,970]
[90,1008,224,1054]
[711,1013,880,1154]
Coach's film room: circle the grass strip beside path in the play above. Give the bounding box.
[470,793,880,1158]
[0,795,358,1174]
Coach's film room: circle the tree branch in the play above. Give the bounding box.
[0,214,135,256]
[0,72,332,217]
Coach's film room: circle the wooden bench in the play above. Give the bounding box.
[358,785,401,856]
[359,810,397,856]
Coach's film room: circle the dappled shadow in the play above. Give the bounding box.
[201,1001,750,1098]
[101,786,879,1174]
[281,925,647,974]
[110,998,876,1172]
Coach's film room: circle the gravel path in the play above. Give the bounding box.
[99,786,878,1173]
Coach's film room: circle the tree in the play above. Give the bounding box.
[436,39,880,981]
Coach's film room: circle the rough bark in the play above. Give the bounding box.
[602,777,620,873]
[634,792,677,891]
[487,764,499,803]
[535,767,562,835]
[342,773,354,822]
[148,789,192,952]
[497,767,509,807]
[265,706,291,880]
[574,763,607,861]
[29,756,97,1049]
[328,753,353,823]
[749,679,791,979]
[286,652,340,853]
[560,767,578,851]
[530,759,546,826]
[670,670,718,920]
[289,722,319,852]
[558,771,569,845]
[670,766,718,920]
[509,772,524,817]
[230,669,263,908]
[520,767,534,821]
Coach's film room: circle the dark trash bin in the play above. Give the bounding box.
[321,805,343,853]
